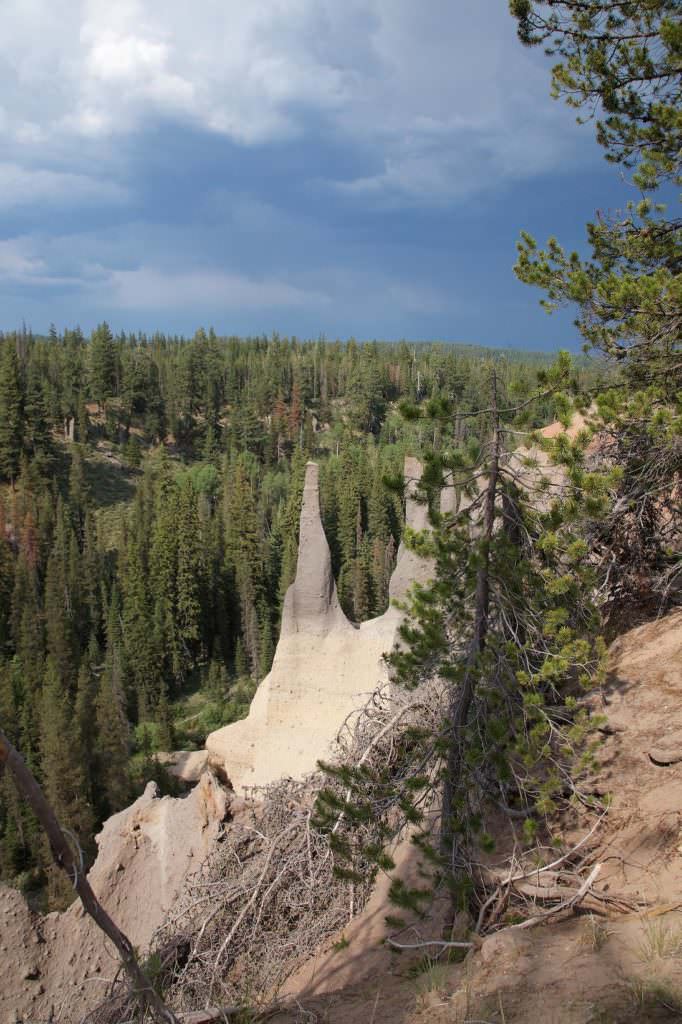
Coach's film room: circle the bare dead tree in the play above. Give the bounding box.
[0,726,179,1024]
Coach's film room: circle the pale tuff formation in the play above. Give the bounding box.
[0,773,230,1024]
[0,456,433,1024]
[1,432,587,1022]
[205,419,589,793]
[206,458,434,791]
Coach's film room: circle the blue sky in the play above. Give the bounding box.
[0,0,630,348]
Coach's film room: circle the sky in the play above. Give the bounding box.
[0,0,631,349]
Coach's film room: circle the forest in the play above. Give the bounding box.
[0,1,680,1019]
[0,328,596,904]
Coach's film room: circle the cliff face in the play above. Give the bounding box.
[205,410,590,795]
[206,457,435,792]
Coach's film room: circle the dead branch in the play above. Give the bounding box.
[141,681,448,1014]
[0,726,179,1024]
[506,862,602,931]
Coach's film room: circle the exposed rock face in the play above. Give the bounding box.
[160,748,210,783]
[205,416,589,795]
[0,772,230,1024]
[1,417,591,1023]
[206,458,435,792]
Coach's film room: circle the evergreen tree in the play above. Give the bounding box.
[0,499,14,652]
[510,0,681,614]
[0,342,24,484]
[67,447,90,543]
[176,479,205,666]
[40,657,95,883]
[224,459,263,675]
[276,446,307,605]
[23,371,54,472]
[122,514,160,717]
[44,502,78,688]
[89,322,117,410]
[156,682,175,751]
[74,638,100,803]
[95,593,130,817]
[319,366,608,923]
[150,467,182,686]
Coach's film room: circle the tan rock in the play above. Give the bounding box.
[160,748,209,782]
[206,458,436,793]
[0,772,230,1024]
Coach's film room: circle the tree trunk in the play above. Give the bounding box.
[441,369,501,874]
[0,726,179,1024]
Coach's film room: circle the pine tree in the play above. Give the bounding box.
[150,468,182,686]
[40,658,95,838]
[10,550,44,765]
[122,533,160,717]
[275,446,307,604]
[391,366,606,896]
[44,502,78,688]
[234,637,248,680]
[367,465,394,613]
[74,638,100,802]
[67,447,90,543]
[0,499,14,652]
[79,510,103,640]
[156,682,175,751]
[224,459,263,675]
[95,594,130,817]
[176,479,205,665]
[319,365,608,924]
[0,341,24,484]
[40,657,96,905]
[258,609,275,679]
[510,0,681,615]
[23,371,54,473]
[89,322,117,410]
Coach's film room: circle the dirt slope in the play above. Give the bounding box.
[0,773,230,1024]
[271,608,682,1024]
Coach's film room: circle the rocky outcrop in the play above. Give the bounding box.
[160,748,210,784]
[205,416,590,795]
[206,458,435,792]
[0,772,231,1024]
[1,417,592,1023]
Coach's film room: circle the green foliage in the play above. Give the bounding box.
[510,1,681,187]
[319,361,609,927]
[510,0,681,623]
[0,328,598,904]
[0,342,24,483]
[511,0,680,382]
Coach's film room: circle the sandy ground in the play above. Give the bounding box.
[270,609,682,1024]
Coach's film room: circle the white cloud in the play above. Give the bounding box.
[0,163,127,209]
[108,265,330,310]
[0,239,47,278]
[0,230,454,323]
[0,238,85,288]
[0,0,587,199]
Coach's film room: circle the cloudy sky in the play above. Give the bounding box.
[0,0,626,347]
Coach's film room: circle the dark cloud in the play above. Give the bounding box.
[0,1,621,346]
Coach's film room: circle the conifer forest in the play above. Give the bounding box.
[0,328,588,903]
[0,6,680,1021]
